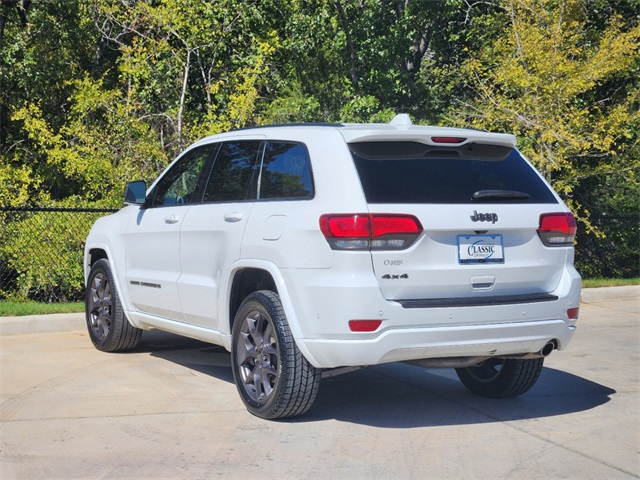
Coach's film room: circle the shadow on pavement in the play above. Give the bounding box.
[140,329,234,383]
[303,363,615,427]
[138,330,615,428]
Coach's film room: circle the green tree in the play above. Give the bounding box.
[1,0,100,204]
[445,0,639,277]
[1,0,282,300]
[263,0,491,124]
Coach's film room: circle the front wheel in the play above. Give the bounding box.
[85,259,142,352]
[455,357,544,398]
[231,290,320,419]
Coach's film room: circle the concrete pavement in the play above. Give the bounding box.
[1,288,638,479]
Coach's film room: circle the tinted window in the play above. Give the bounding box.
[260,142,313,200]
[350,142,558,204]
[150,145,213,207]
[203,142,261,202]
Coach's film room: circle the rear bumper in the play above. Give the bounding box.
[280,267,581,369]
[299,319,576,368]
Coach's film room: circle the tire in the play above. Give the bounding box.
[231,290,320,419]
[85,259,142,352]
[455,357,544,398]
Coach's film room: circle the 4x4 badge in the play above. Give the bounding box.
[470,210,498,224]
[382,274,409,280]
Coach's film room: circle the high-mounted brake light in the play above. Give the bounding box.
[537,213,577,247]
[320,214,423,250]
[431,136,467,144]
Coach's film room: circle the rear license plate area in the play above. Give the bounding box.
[458,235,504,264]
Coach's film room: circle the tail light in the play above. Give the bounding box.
[320,214,423,250]
[538,213,577,247]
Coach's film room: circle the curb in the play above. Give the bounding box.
[0,312,85,336]
[581,285,639,303]
[1,286,638,336]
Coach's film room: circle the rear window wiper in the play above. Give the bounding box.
[472,190,531,201]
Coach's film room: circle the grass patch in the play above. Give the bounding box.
[0,301,84,317]
[582,278,640,288]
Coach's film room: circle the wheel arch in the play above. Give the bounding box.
[228,267,278,333]
[88,248,108,266]
[224,260,319,365]
[85,244,111,283]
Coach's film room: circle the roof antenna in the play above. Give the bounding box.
[389,113,412,128]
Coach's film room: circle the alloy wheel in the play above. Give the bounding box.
[235,309,279,403]
[88,272,112,340]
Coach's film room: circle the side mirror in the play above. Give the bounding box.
[124,180,147,205]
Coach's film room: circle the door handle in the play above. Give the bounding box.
[164,215,179,224]
[224,212,243,222]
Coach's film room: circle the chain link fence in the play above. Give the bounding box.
[574,214,640,279]
[0,207,118,302]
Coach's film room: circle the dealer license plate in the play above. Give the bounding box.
[458,235,504,264]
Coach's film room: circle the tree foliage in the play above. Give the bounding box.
[0,0,638,300]
[445,0,639,276]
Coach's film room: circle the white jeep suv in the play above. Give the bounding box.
[84,114,581,419]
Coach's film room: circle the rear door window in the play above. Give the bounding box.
[350,141,558,204]
[203,141,262,202]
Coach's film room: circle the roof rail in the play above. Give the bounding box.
[231,122,344,132]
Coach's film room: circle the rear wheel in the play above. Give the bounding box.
[455,357,544,398]
[231,290,320,419]
[85,259,142,352]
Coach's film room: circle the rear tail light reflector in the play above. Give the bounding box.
[349,320,382,332]
[320,214,423,250]
[567,307,579,320]
[538,212,577,246]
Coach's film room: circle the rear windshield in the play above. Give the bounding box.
[350,141,558,204]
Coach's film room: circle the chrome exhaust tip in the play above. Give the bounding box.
[539,341,556,357]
